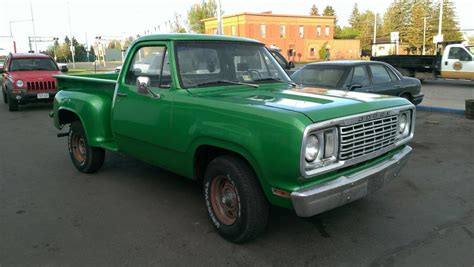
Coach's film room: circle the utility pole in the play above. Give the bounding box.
[67,1,75,68]
[217,0,223,35]
[422,17,427,55]
[373,13,377,56]
[438,0,443,37]
[29,0,38,52]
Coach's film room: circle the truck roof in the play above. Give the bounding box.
[136,33,262,45]
[10,53,51,59]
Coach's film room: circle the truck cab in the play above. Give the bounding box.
[440,44,474,80]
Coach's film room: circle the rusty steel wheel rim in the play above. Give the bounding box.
[71,133,86,164]
[210,175,239,225]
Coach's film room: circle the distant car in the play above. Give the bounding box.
[290,60,424,105]
[1,53,66,111]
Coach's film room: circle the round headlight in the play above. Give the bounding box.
[16,80,24,87]
[305,134,320,162]
[399,113,408,133]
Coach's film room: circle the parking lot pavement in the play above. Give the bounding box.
[0,101,473,266]
[420,79,474,110]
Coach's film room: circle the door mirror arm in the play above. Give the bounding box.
[137,76,160,99]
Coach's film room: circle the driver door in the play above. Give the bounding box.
[442,47,474,80]
[111,42,175,161]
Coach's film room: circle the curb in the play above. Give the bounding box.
[416,105,465,115]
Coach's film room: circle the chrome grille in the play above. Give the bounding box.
[27,81,56,91]
[339,115,398,160]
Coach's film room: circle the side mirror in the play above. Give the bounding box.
[349,84,363,91]
[60,65,68,72]
[136,76,160,99]
[287,61,295,69]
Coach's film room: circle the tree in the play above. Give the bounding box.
[349,3,361,29]
[309,4,319,16]
[335,26,360,39]
[383,0,413,44]
[187,0,217,33]
[406,0,432,54]
[167,13,187,33]
[431,0,462,42]
[323,6,336,16]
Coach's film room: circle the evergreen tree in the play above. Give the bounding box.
[431,0,462,42]
[310,4,319,16]
[349,3,361,29]
[406,0,434,54]
[323,6,335,16]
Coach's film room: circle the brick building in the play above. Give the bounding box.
[202,11,360,61]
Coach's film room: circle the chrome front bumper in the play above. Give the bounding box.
[291,146,412,217]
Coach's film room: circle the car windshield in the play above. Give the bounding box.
[291,65,346,88]
[176,41,291,88]
[10,57,58,71]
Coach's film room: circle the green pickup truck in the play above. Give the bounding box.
[52,34,415,242]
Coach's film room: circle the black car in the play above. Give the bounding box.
[290,60,424,105]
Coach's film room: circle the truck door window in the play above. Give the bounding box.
[448,47,472,61]
[351,66,370,86]
[369,64,392,84]
[126,46,170,88]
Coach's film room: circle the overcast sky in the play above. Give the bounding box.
[1,0,473,53]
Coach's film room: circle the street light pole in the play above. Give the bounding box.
[67,1,76,68]
[9,19,33,53]
[29,0,38,52]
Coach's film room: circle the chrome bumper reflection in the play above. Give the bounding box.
[291,146,412,217]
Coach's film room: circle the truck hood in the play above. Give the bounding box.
[9,70,61,81]
[198,86,411,123]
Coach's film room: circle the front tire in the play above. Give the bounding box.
[8,97,18,111]
[203,155,268,243]
[68,121,105,173]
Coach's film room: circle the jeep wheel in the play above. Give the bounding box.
[8,98,18,111]
[68,121,105,173]
[203,155,268,243]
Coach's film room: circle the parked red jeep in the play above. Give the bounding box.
[1,53,66,111]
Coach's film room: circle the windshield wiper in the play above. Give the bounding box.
[253,78,297,87]
[193,80,259,88]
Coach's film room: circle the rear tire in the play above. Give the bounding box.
[203,155,268,243]
[68,121,105,173]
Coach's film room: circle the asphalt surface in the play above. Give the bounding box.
[420,79,474,110]
[0,98,474,266]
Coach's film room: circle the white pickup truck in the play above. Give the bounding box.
[372,44,474,81]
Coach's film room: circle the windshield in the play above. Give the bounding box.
[10,57,58,71]
[176,41,291,88]
[291,66,346,88]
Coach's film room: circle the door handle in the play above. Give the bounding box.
[117,93,127,97]
[444,61,448,66]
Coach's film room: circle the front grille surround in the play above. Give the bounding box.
[300,106,415,178]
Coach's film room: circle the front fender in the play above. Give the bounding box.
[53,90,113,147]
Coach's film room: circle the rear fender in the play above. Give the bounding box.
[54,91,113,147]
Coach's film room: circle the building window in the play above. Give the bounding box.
[299,26,304,38]
[231,25,237,36]
[280,25,286,38]
[260,24,266,38]
[325,25,330,36]
[317,26,321,36]
[310,48,315,57]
